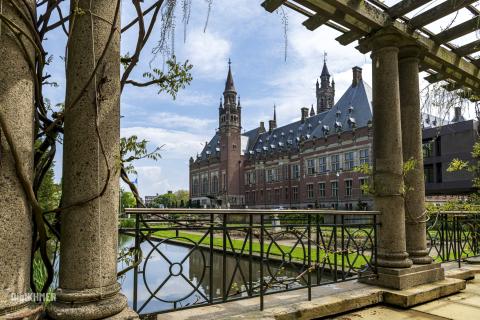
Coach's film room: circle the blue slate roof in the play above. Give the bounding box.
[194,77,449,163]
[311,80,372,138]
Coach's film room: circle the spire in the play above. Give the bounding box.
[224,58,236,93]
[310,104,315,117]
[273,104,277,122]
[237,96,241,108]
[219,97,223,108]
[321,52,330,77]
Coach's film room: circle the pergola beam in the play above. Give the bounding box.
[408,0,477,30]
[295,0,372,34]
[262,0,286,13]
[455,39,480,56]
[303,13,331,31]
[434,16,480,44]
[387,0,432,19]
[268,0,480,93]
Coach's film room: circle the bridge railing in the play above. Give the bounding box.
[122,208,380,317]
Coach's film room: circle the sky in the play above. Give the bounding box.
[43,0,480,198]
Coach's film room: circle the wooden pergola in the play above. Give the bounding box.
[262,0,480,99]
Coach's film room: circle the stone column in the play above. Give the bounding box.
[371,35,412,268]
[47,1,135,319]
[399,46,432,264]
[0,0,39,317]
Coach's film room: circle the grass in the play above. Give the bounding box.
[150,229,371,269]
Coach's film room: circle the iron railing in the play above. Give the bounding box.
[121,208,380,317]
[427,211,480,266]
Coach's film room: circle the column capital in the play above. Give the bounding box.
[399,45,423,62]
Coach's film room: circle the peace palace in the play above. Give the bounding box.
[189,61,477,209]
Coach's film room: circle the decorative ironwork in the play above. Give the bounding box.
[122,208,379,317]
[427,212,480,266]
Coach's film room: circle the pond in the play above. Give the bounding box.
[117,234,332,315]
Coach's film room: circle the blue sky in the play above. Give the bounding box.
[44,1,478,197]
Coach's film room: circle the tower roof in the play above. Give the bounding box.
[321,52,330,78]
[224,59,236,93]
[321,61,330,77]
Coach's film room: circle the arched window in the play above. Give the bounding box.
[212,176,218,193]
[193,179,199,195]
[202,177,209,194]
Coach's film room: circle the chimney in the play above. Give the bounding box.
[452,106,465,123]
[301,107,309,123]
[268,120,276,132]
[259,121,266,133]
[352,66,362,86]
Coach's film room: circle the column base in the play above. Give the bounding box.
[47,292,131,320]
[0,302,43,320]
[377,252,413,268]
[408,249,433,264]
[359,263,444,290]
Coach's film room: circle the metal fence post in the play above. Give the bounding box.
[307,213,312,301]
[260,213,264,311]
[133,212,139,312]
[210,212,214,304]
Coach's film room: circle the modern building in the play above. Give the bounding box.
[189,61,477,209]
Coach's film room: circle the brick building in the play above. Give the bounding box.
[189,61,476,209]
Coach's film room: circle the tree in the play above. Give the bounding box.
[37,165,61,213]
[175,190,189,206]
[120,189,137,213]
[152,192,177,208]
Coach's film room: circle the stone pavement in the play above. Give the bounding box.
[157,262,479,320]
[333,274,480,320]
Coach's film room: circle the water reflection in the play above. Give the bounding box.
[118,234,329,315]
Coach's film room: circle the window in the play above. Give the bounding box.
[193,178,199,195]
[292,164,300,179]
[318,157,327,173]
[345,180,352,197]
[344,152,354,170]
[359,149,369,165]
[285,187,289,200]
[318,182,325,198]
[359,178,368,195]
[202,177,209,194]
[245,172,251,185]
[307,184,314,199]
[331,181,338,198]
[423,141,433,158]
[275,189,280,202]
[266,169,273,183]
[331,155,340,172]
[292,186,298,201]
[223,173,227,191]
[267,190,272,202]
[424,164,434,183]
[212,176,218,193]
[307,159,316,175]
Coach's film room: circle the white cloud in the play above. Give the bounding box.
[121,127,207,160]
[185,30,231,79]
[149,112,216,132]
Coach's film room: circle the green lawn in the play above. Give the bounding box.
[149,229,371,269]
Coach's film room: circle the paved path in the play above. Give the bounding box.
[333,275,480,320]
